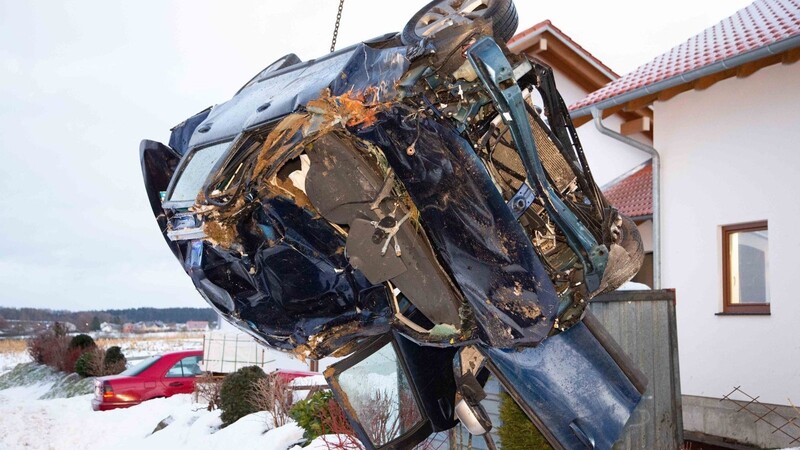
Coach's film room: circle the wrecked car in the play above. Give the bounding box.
[140,0,645,448]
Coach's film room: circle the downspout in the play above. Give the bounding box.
[591,108,661,289]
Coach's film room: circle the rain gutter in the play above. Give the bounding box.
[570,34,800,120]
[591,109,661,289]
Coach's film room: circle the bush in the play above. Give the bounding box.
[74,350,101,377]
[27,332,56,365]
[26,330,77,372]
[250,373,293,428]
[219,366,267,427]
[75,347,127,378]
[498,391,552,450]
[69,334,96,351]
[194,372,224,411]
[289,390,353,442]
[103,346,126,375]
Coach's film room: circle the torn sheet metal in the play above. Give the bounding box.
[354,110,559,348]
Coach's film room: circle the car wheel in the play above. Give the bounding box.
[402,0,519,45]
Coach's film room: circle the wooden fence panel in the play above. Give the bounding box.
[590,289,683,450]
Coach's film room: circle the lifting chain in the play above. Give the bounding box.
[330,0,345,53]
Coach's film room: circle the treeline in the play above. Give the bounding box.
[0,307,217,325]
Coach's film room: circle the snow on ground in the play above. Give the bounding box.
[0,385,317,450]
[0,352,28,375]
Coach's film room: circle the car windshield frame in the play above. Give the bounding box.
[119,355,161,377]
[326,334,432,450]
[163,139,235,209]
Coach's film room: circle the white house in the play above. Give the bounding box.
[570,1,800,447]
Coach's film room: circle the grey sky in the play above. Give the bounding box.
[0,0,750,310]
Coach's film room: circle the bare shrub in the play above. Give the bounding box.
[27,331,75,372]
[347,389,422,447]
[250,373,295,428]
[27,332,54,364]
[194,372,224,411]
[320,397,361,450]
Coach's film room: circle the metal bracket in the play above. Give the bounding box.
[506,183,536,220]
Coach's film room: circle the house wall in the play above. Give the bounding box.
[545,66,652,187]
[654,61,800,418]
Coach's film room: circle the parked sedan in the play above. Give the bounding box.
[92,350,203,411]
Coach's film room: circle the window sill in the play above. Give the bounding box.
[715,312,771,316]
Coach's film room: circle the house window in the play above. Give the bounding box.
[722,221,770,314]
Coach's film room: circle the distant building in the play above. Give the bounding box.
[122,323,134,333]
[186,321,209,331]
[99,322,121,333]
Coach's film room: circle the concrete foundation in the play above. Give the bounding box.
[682,395,800,449]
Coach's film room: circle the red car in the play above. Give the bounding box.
[92,350,203,411]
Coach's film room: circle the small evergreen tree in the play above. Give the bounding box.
[103,346,126,375]
[219,366,267,427]
[69,334,96,351]
[90,316,101,331]
[74,350,98,377]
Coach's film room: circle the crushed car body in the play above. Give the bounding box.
[140,1,646,448]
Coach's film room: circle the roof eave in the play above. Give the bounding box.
[570,33,800,119]
[508,24,619,81]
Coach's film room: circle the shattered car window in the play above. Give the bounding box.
[336,342,423,446]
[168,140,231,202]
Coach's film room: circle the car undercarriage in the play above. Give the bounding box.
[140,2,646,448]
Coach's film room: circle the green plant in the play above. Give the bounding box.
[498,391,552,450]
[74,347,126,378]
[103,346,126,374]
[69,334,96,351]
[289,390,350,441]
[74,350,97,377]
[219,365,267,427]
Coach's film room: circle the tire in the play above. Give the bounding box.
[402,0,519,45]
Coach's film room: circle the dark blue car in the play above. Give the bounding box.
[140,1,646,448]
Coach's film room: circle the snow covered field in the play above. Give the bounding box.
[0,334,350,450]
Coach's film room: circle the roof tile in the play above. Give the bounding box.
[603,162,652,218]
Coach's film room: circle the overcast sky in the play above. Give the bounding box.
[0,0,752,311]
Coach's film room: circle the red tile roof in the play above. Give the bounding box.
[571,0,800,112]
[603,162,652,218]
[508,20,619,78]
